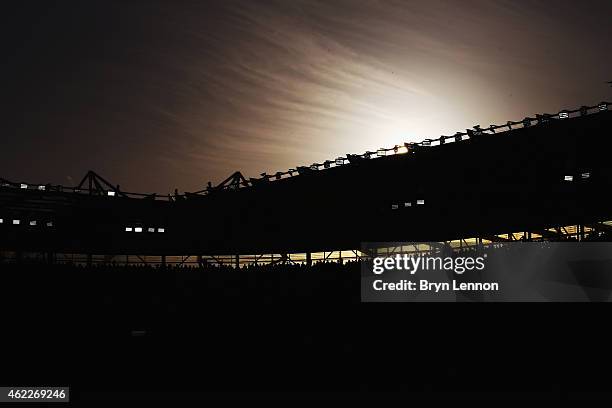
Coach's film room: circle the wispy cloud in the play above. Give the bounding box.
[2,0,611,191]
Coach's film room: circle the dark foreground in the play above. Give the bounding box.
[1,261,610,403]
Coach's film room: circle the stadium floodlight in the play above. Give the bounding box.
[335,157,344,166]
[417,199,425,205]
[377,148,386,157]
[158,228,165,233]
[134,227,143,233]
[38,185,46,191]
[107,191,116,197]
[147,227,155,233]
[13,219,20,225]
[564,176,573,182]
[582,172,591,179]
[125,227,133,232]
[20,183,27,189]
[29,220,36,226]
[404,202,412,207]
[0,218,3,224]
[391,204,399,210]
[599,102,608,111]
[559,111,569,119]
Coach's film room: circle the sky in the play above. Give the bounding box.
[1,0,611,193]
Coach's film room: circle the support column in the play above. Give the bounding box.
[235,254,240,269]
[161,255,167,267]
[306,252,312,267]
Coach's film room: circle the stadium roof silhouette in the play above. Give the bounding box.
[1,100,612,258]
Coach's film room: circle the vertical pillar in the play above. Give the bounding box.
[161,255,166,267]
[235,254,239,269]
[306,252,312,267]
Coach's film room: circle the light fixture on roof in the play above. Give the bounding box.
[0,218,3,224]
[404,202,412,207]
[582,172,591,179]
[38,185,46,191]
[148,227,155,233]
[158,227,165,233]
[29,220,36,226]
[20,183,27,189]
[599,102,608,111]
[310,164,318,171]
[335,157,344,166]
[559,111,569,119]
[377,148,386,157]
[46,221,53,227]
[422,140,432,147]
[125,227,133,232]
[13,219,20,225]
[107,191,116,197]
[564,175,574,182]
[417,199,425,205]
[134,227,143,233]
[391,204,399,210]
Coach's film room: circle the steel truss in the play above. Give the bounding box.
[2,221,610,267]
